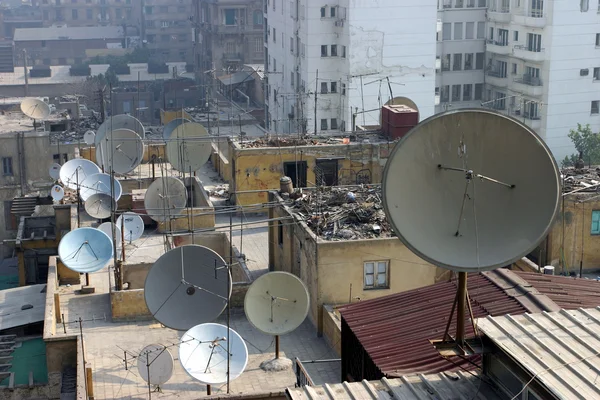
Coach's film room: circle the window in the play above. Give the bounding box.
[331,6,336,17]
[291,72,295,87]
[465,22,474,39]
[489,27,494,41]
[321,82,328,93]
[2,157,12,176]
[321,118,328,130]
[321,45,328,57]
[454,23,463,40]
[341,45,346,58]
[595,68,600,80]
[123,100,131,113]
[476,21,485,39]
[442,54,450,71]
[364,261,389,289]
[527,33,542,52]
[273,58,277,71]
[475,52,484,69]
[592,100,600,114]
[455,0,464,7]
[441,85,449,102]
[514,31,519,41]
[253,10,263,26]
[86,8,92,19]
[331,82,337,93]
[331,44,337,56]
[273,28,276,42]
[596,33,600,46]
[465,53,473,70]
[53,153,68,164]
[254,37,262,52]
[442,23,451,40]
[144,6,153,14]
[278,221,283,246]
[452,85,461,101]
[341,83,346,95]
[331,118,338,130]
[475,83,483,100]
[463,84,472,101]
[581,0,589,12]
[512,63,518,75]
[453,54,462,70]
[72,9,78,19]
[592,211,600,234]
[320,6,326,17]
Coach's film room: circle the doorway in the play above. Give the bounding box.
[283,161,307,188]
[315,159,339,186]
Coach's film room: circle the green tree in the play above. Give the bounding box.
[567,123,600,167]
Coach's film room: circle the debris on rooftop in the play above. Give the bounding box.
[562,167,600,194]
[289,186,393,240]
[209,185,229,198]
[240,136,333,148]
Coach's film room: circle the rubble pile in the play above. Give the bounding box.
[209,185,229,198]
[291,186,393,241]
[562,168,600,193]
[240,136,352,148]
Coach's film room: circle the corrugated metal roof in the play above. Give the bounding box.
[477,307,600,400]
[286,372,505,400]
[338,270,600,378]
[0,284,46,330]
[14,26,123,41]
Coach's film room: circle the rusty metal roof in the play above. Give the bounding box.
[337,269,600,378]
[286,372,506,400]
[477,307,600,400]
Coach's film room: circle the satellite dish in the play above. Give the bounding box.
[83,130,96,146]
[382,109,561,272]
[94,114,145,145]
[79,173,122,202]
[58,227,113,273]
[144,245,231,331]
[162,118,191,141]
[144,177,188,223]
[166,122,211,172]
[179,323,248,385]
[137,344,174,386]
[85,193,116,219]
[51,185,64,201]
[96,128,145,174]
[98,222,122,253]
[20,98,51,120]
[116,212,144,242]
[244,272,310,336]
[49,163,61,180]
[59,159,101,190]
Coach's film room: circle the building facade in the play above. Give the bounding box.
[35,0,137,29]
[141,0,193,63]
[264,0,438,134]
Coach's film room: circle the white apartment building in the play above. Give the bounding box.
[264,0,438,134]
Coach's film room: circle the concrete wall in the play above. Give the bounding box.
[211,141,232,184]
[56,258,80,286]
[123,262,152,290]
[110,288,152,321]
[322,305,341,357]
[157,176,215,233]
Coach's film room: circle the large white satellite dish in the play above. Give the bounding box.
[179,323,248,385]
[58,227,113,273]
[59,159,101,190]
[95,114,145,145]
[51,185,64,201]
[98,222,122,254]
[79,173,122,202]
[162,118,190,141]
[83,130,96,146]
[244,272,310,336]
[96,128,145,174]
[116,212,144,242]
[166,122,212,172]
[49,163,61,180]
[382,109,561,272]
[20,98,50,120]
[85,193,116,219]
[137,344,174,386]
[144,245,231,331]
[144,176,188,223]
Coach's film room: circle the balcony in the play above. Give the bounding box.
[512,10,546,28]
[486,70,508,87]
[513,74,543,97]
[523,112,542,130]
[513,45,545,62]
[486,39,511,56]
[488,8,511,23]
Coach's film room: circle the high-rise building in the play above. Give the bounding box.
[264,0,438,134]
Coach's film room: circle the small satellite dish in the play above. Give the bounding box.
[244,271,310,336]
[116,212,144,242]
[166,122,211,172]
[58,227,113,273]
[59,159,101,190]
[49,163,61,180]
[144,177,188,222]
[162,118,191,141]
[137,344,174,386]
[51,185,64,201]
[96,128,145,174]
[79,173,122,202]
[98,222,122,253]
[85,193,116,219]
[179,323,248,385]
[83,130,96,146]
[94,114,145,146]
[20,98,51,120]
[144,245,231,331]
[382,109,561,272]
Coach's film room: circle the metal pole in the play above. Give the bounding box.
[456,272,467,345]
[147,352,151,400]
[121,216,126,262]
[275,335,280,359]
[79,317,88,399]
[227,212,232,394]
[76,169,81,227]
[207,384,211,395]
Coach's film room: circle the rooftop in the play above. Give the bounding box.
[337,269,600,378]
[238,132,392,148]
[0,284,46,332]
[562,167,600,195]
[288,185,392,240]
[13,26,123,41]
[478,307,600,400]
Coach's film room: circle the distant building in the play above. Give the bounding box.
[13,26,124,66]
[141,0,193,63]
[35,0,136,29]
[0,4,43,39]
[0,40,14,72]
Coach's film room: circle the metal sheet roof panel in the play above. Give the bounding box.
[0,284,46,330]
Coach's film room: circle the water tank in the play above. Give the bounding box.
[543,265,555,275]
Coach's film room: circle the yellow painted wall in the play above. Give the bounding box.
[57,259,80,285]
[547,198,600,272]
[322,305,341,356]
[161,110,193,125]
[110,289,152,320]
[156,208,215,233]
